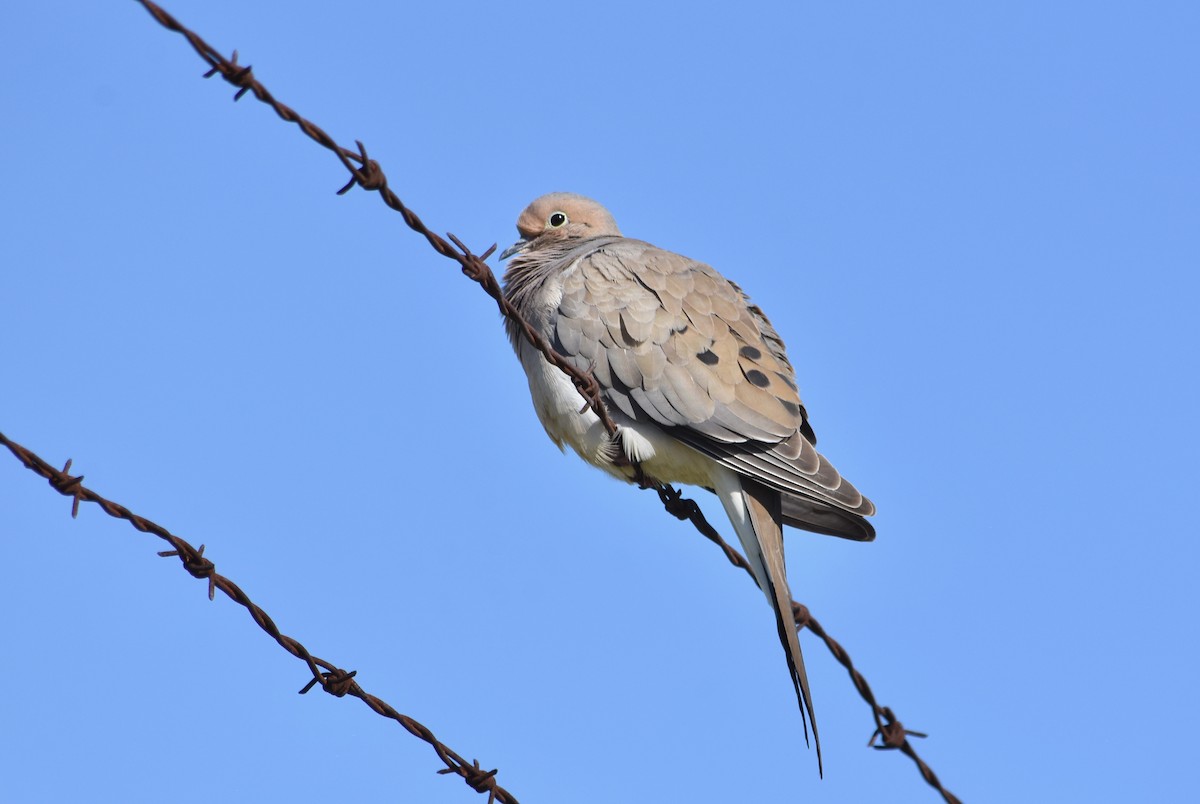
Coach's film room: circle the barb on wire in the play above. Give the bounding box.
[2,3,962,802]
[0,431,518,804]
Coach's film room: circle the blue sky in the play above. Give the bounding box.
[2,2,1197,802]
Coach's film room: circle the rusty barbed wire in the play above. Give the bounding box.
[3,2,962,802]
[655,486,961,803]
[0,431,517,804]
[133,0,618,443]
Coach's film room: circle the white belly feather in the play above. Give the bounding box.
[517,341,722,492]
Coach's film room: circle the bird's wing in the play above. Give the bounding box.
[552,239,874,522]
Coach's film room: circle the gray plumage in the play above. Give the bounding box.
[501,192,876,773]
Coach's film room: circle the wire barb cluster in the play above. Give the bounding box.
[3,3,965,802]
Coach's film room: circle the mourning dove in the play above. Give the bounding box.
[500,192,875,773]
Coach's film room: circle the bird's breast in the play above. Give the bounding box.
[516,339,721,491]
[516,338,621,475]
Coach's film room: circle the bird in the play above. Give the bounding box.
[499,192,875,773]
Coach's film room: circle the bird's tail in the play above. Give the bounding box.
[719,474,823,775]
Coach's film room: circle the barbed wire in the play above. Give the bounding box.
[0,431,517,804]
[131,0,618,443]
[654,486,960,802]
[1,2,963,802]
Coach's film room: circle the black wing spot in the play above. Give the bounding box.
[739,345,763,360]
[745,369,771,387]
[697,349,719,365]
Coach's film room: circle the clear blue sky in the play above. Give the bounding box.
[2,2,1196,802]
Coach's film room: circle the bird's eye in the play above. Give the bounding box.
[548,212,568,228]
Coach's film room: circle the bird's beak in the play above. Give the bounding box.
[499,238,529,261]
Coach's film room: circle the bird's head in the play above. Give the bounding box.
[500,192,622,260]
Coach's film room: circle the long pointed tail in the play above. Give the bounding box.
[721,474,823,775]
